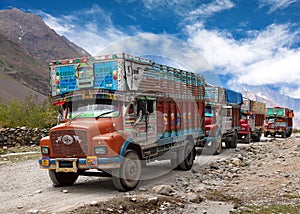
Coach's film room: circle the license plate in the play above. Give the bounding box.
[41,158,49,167]
[55,158,78,173]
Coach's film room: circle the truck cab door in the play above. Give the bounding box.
[123,97,157,144]
[219,105,233,133]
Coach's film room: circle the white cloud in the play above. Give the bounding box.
[280,85,300,99]
[259,0,300,13]
[33,4,300,98]
[35,8,129,55]
[189,0,234,17]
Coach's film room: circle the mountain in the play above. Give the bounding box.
[230,83,300,129]
[0,8,90,103]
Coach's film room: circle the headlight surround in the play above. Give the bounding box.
[94,146,107,155]
[41,146,50,155]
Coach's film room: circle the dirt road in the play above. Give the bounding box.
[1,137,299,213]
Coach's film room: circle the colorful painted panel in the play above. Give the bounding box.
[94,61,118,90]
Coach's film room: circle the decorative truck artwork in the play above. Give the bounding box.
[201,86,243,154]
[40,53,205,191]
[264,106,294,138]
[39,53,294,192]
[238,98,266,143]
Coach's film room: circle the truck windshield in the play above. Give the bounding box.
[276,122,286,127]
[205,107,214,117]
[268,118,275,123]
[67,99,120,119]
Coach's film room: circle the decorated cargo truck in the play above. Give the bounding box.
[39,53,206,191]
[264,106,294,138]
[199,86,243,154]
[238,98,266,143]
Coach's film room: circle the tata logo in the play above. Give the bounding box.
[56,135,82,145]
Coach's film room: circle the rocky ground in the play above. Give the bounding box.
[1,136,300,214]
[67,136,300,214]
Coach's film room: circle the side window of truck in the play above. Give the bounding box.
[137,99,147,116]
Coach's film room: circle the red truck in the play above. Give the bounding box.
[39,53,205,191]
[238,98,266,143]
[200,86,243,154]
[264,106,294,138]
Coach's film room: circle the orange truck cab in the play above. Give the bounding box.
[39,53,205,191]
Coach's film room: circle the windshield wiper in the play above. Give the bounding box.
[71,112,85,121]
[95,110,118,120]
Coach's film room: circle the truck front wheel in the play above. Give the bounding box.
[112,150,141,191]
[49,170,79,187]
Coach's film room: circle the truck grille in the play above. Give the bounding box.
[50,130,88,157]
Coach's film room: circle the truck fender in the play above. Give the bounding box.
[119,138,134,157]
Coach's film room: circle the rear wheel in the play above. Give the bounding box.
[178,142,196,170]
[225,140,231,148]
[212,134,222,155]
[49,170,79,187]
[230,132,238,148]
[112,150,141,191]
[245,133,251,144]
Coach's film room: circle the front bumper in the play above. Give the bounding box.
[39,156,121,172]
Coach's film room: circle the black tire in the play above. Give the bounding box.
[230,132,238,148]
[264,132,268,137]
[245,133,251,144]
[257,132,262,142]
[281,132,286,138]
[49,170,79,187]
[225,140,231,148]
[178,142,196,171]
[212,134,222,155]
[112,150,141,191]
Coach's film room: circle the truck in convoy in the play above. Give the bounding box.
[39,53,206,191]
[200,86,243,154]
[264,106,294,138]
[238,98,266,143]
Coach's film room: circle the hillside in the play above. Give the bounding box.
[0,8,90,103]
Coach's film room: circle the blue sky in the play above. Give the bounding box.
[1,0,300,98]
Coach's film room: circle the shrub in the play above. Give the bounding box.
[0,94,57,128]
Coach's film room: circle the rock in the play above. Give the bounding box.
[34,189,42,194]
[147,196,158,204]
[130,197,137,202]
[186,192,203,203]
[139,187,148,192]
[151,185,174,196]
[90,201,98,206]
[62,189,68,193]
[209,162,219,169]
[27,209,39,214]
[231,158,242,167]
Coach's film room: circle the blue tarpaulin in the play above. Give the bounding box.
[225,88,243,104]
